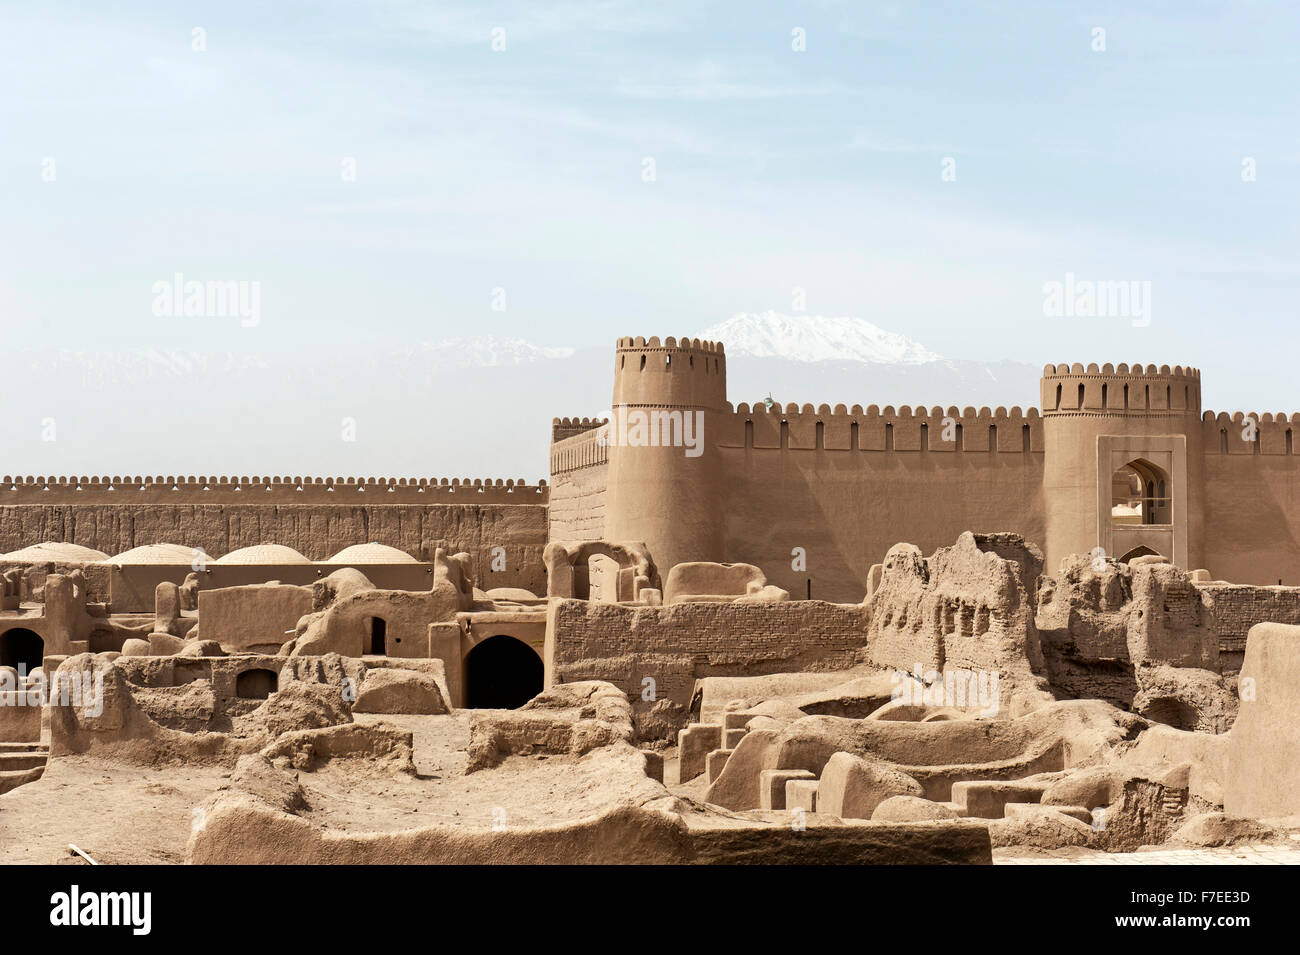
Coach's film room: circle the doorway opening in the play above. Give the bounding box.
[368,616,387,655]
[1111,459,1171,525]
[1119,545,1163,563]
[465,635,543,709]
[0,628,43,674]
[236,668,278,700]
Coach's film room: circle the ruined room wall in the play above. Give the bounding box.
[1197,580,1300,675]
[0,501,549,595]
[546,597,869,714]
[547,423,608,543]
[107,562,437,614]
[1200,412,1300,587]
[713,405,1047,604]
[198,584,314,652]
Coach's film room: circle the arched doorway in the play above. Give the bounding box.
[367,616,387,655]
[0,628,43,674]
[1119,545,1163,563]
[1139,696,1198,731]
[465,635,543,709]
[1111,459,1171,525]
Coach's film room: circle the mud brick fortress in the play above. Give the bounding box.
[5,333,1300,864]
[4,335,1296,603]
[553,337,1300,599]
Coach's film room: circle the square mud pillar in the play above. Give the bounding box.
[723,728,747,748]
[705,748,733,784]
[678,723,722,782]
[640,749,664,784]
[786,778,819,813]
[723,711,753,730]
[950,780,1049,819]
[760,769,816,811]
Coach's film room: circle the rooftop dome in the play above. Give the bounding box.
[105,543,195,565]
[215,543,311,565]
[2,541,110,563]
[327,542,418,564]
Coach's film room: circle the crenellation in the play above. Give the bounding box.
[1201,410,1300,455]
[711,403,1044,454]
[1041,362,1202,418]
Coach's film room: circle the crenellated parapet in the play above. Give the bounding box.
[714,402,1044,452]
[551,416,608,443]
[614,335,724,352]
[612,335,726,410]
[550,426,610,474]
[1202,411,1300,455]
[1040,362,1201,416]
[0,475,549,505]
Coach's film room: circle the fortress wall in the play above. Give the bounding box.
[715,402,1045,454]
[548,422,610,542]
[552,415,608,443]
[546,597,869,716]
[0,475,547,507]
[0,502,549,594]
[1200,411,1300,586]
[712,404,1046,602]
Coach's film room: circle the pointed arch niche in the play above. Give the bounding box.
[1096,436,1188,569]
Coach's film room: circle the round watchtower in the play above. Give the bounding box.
[1040,362,1204,574]
[605,336,728,573]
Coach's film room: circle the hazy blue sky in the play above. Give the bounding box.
[2,1,1297,411]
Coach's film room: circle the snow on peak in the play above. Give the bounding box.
[699,312,941,364]
[404,336,575,368]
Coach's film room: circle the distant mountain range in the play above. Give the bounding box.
[700,312,1039,413]
[1,314,1042,478]
[701,311,941,364]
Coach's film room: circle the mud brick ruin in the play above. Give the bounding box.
[3,335,1300,864]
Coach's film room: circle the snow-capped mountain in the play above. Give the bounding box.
[693,312,1039,417]
[395,337,575,370]
[700,312,941,365]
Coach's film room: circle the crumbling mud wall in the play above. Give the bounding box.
[465,681,634,772]
[1197,582,1300,675]
[43,651,445,765]
[1036,556,1236,731]
[46,653,355,765]
[186,798,992,865]
[865,532,1051,714]
[546,598,870,735]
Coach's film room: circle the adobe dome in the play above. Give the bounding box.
[215,544,311,565]
[328,542,418,564]
[2,541,110,563]
[105,543,195,564]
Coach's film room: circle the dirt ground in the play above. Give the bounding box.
[0,712,669,863]
[298,713,666,833]
[0,757,231,865]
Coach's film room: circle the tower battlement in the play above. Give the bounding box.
[612,335,727,410]
[1040,362,1202,416]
